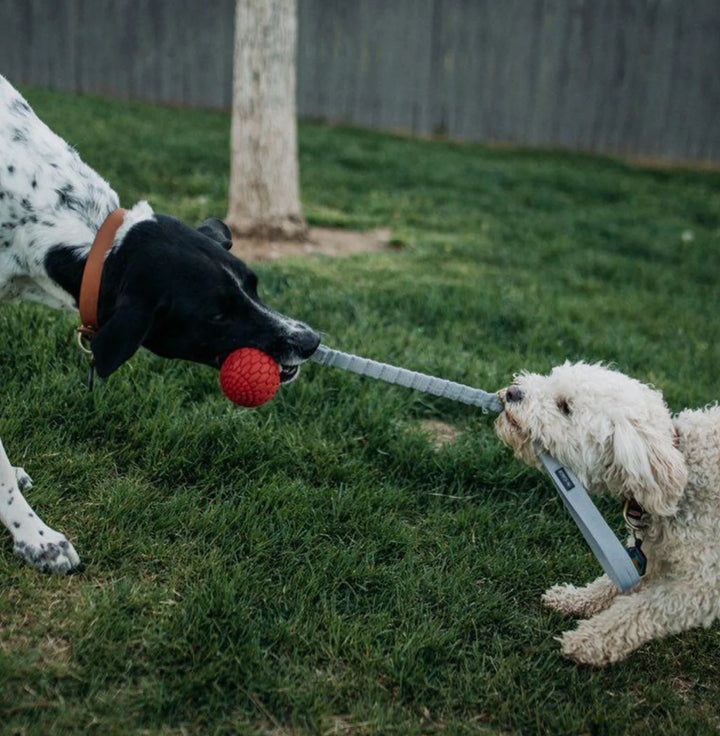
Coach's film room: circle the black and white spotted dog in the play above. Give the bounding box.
[0,75,320,573]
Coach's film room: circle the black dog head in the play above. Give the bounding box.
[85,214,319,379]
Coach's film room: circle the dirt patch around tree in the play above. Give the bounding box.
[231,227,397,261]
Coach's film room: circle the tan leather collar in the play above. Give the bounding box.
[77,208,127,341]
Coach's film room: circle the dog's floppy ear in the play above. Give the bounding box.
[91,299,155,378]
[197,218,232,250]
[606,418,687,516]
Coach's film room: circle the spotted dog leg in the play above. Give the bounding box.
[0,439,81,573]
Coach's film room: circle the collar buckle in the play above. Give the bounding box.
[623,498,647,532]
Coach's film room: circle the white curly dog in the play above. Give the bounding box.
[495,361,720,666]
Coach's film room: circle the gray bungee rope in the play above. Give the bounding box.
[311,344,641,592]
[311,344,503,412]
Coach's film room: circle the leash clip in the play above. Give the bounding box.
[76,326,97,390]
[623,499,648,577]
[76,325,95,354]
[627,538,647,576]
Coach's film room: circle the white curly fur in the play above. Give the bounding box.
[495,361,720,666]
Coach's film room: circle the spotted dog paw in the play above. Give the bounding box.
[14,530,81,574]
[13,467,33,491]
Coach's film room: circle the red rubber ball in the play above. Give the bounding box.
[220,348,280,407]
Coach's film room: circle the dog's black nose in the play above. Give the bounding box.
[294,328,321,359]
[505,386,524,403]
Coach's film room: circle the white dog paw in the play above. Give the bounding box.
[13,467,33,491]
[542,584,584,616]
[558,629,619,667]
[14,531,81,574]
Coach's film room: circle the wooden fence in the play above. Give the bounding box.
[1,0,718,162]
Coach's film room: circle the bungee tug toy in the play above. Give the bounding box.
[72,201,639,593]
[220,344,642,592]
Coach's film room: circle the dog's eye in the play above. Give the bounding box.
[210,313,225,323]
[556,397,572,416]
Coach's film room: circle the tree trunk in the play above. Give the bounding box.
[227,0,307,241]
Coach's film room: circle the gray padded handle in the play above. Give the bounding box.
[537,451,641,591]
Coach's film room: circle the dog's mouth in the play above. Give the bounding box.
[279,364,300,383]
[503,408,522,432]
[214,353,300,383]
[214,354,302,384]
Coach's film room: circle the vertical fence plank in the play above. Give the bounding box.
[0,0,717,162]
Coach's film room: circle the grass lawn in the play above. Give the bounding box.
[1,87,720,735]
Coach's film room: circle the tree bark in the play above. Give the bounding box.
[227,0,307,241]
